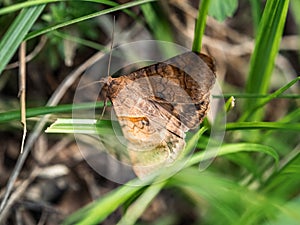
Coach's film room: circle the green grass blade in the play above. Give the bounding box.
[240,76,300,121]
[249,0,262,33]
[62,182,144,225]
[0,0,60,15]
[0,102,105,124]
[278,108,300,123]
[117,181,166,225]
[188,143,278,167]
[25,0,156,41]
[0,0,127,16]
[214,93,300,99]
[0,5,45,74]
[263,152,300,196]
[45,118,114,135]
[244,0,290,121]
[192,0,211,52]
[46,119,118,138]
[226,122,300,131]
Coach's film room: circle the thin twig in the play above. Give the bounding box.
[19,42,27,154]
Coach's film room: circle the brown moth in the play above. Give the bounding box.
[103,51,216,178]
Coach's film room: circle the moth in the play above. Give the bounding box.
[102,51,216,178]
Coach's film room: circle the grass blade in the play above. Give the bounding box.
[192,0,211,52]
[0,102,105,123]
[240,76,300,121]
[0,0,130,16]
[226,122,300,131]
[62,182,144,225]
[25,0,156,41]
[244,0,290,121]
[0,5,45,74]
[189,143,278,167]
[249,0,262,33]
[117,181,166,225]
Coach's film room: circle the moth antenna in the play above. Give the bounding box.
[100,96,108,119]
[107,16,115,77]
[101,16,115,119]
